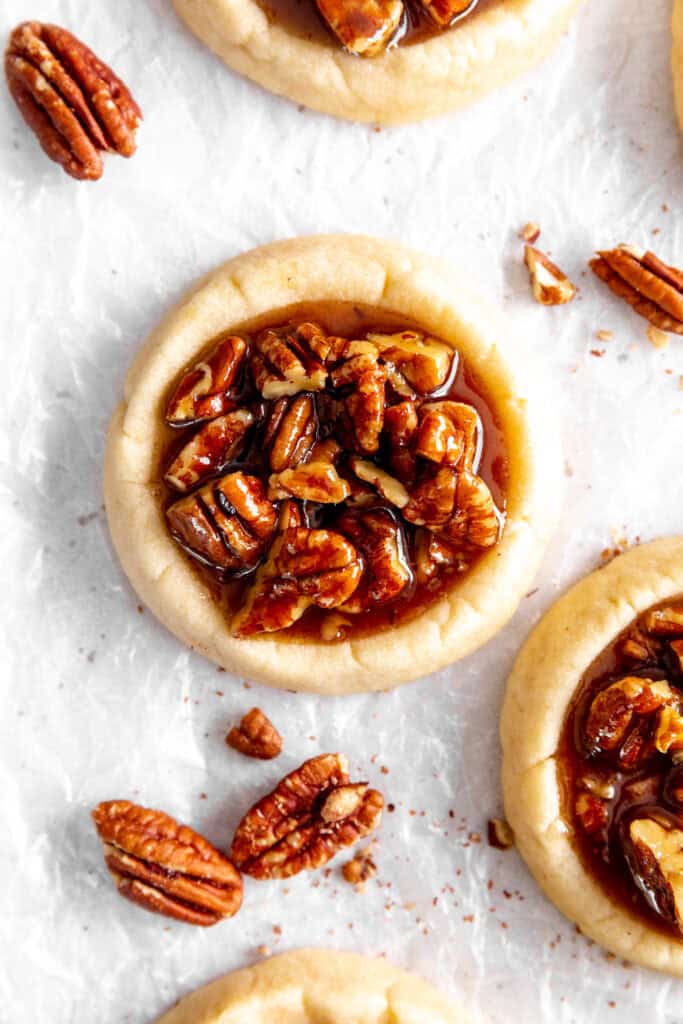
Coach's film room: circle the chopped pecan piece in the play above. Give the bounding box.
[264,394,317,472]
[385,400,419,484]
[330,341,381,387]
[626,817,683,930]
[268,461,351,504]
[164,410,254,492]
[417,0,477,26]
[575,792,609,834]
[346,366,387,453]
[655,706,683,755]
[645,605,683,637]
[421,401,480,471]
[166,336,247,426]
[230,753,383,879]
[167,471,277,575]
[315,0,404,57]
[487,818,515,850]
[524,245,577,306]
[227,708,283,760]
[349,457,410,508]
[590,245,683,336]
[415,408,463,466]
[415,529,460,584]
[337,509,412,613]
[584,677,677,759]
[368,331,454,394]
[342,842,378,889]
[92,800,242,926]
[251,325,328,399]
[404,467,458,528]
[620,628,661,664]
[5,22,141,180]
[278,498,305,531]
[440,471,500,550]
[231,527,363,637]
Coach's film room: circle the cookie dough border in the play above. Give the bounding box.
[501,537,683,974]
[173,0,584,124]
[674,0,683,130]
[105,234,561,694]
[154,948,470,1023]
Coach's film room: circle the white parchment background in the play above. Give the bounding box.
[1,1,682,1021]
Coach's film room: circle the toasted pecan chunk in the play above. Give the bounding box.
[337,508,412,613]
[166,336,246,426]
[417,0,478,26]
[164,410,254,492]
[315,0,404,56]
[230,753,383,879]
[92,800,242,925]
[368,331,454,393]
[227,707,283,760]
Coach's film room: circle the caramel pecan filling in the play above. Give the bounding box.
[162,315,505,641]
[560,598,683,936]
[261,0,480,58]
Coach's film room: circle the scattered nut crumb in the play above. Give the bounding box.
[342,842,378,891]
[519,221,541,244]
[226,707,283,760]
[256,945,271,957]
[647,325,669,350]
[488,818,515,850]
[596,330,614,342]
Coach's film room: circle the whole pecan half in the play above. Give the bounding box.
[590,245,683,335]
[230,753,384,879]
[92,800,243,926]
[5,22,141,181]
[227,707,283,760]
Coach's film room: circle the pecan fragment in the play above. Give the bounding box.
[583,677,677,760]
[645,605,683,637]
[92,800,242,926]
[620,628,661,664]
[440,470,501,550]
[251,325,328,399]
[422,402,480,472]
[626,817,683,930]
[417,0,478,26]
[231,527,363,637]
[268,461,351,504]
[487,818,515,850]
[342,842,377,889]
[415,529,460,584]
[575,791,609,834]
[264,394,317,472]
[337,509,412,613]
[384,400,419,484]
[227,708,283,760]
[315,0,404,56]
[655,706,683,755]
[590,245,683,336]
[230,753,383,879]
[346,366,387,453]
[5,22,141,180]
[164,410,254,492]
[167,471,277,576]
[524,245,577,306]
[404,468,457,528]
[368,331,454,394]
[349,457,409,508]
[166,337,247,426]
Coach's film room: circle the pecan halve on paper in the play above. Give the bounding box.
[5,22,141,180]
[92,800,243,926]
[590,245,683,336]
[230,753,383,879]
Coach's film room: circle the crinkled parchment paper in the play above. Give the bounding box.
[1,1,682,1021]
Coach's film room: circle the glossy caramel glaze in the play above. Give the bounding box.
[160,302,509,643]
[558,597,683,939]
[256,0,498,49]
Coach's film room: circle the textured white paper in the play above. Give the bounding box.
[1,1,683,1021]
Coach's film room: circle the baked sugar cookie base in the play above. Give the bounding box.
[173,0,585,124]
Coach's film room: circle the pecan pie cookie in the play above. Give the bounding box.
[502,537,683,973]
[104,235,560,693]
[173,0,585,123]
[154,949,470,1023]
[674,0,683,129]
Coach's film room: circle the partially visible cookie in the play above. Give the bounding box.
[502,537,683,974]
[173,0,585,124]
[154,948,472,1022]
[674,0,683,129]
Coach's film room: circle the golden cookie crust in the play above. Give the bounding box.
[674,0,683,129]
[172,0,585,124]
[104,234,561,694]
[154,949,471,1023]
[501,537,683,974]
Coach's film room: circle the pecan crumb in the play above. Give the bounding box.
[226,707,283,760]
[519,221,541,244]
[596,329,614,342]
[487,818,515,850]
[647,325,670,350]
[342,842,378,891]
